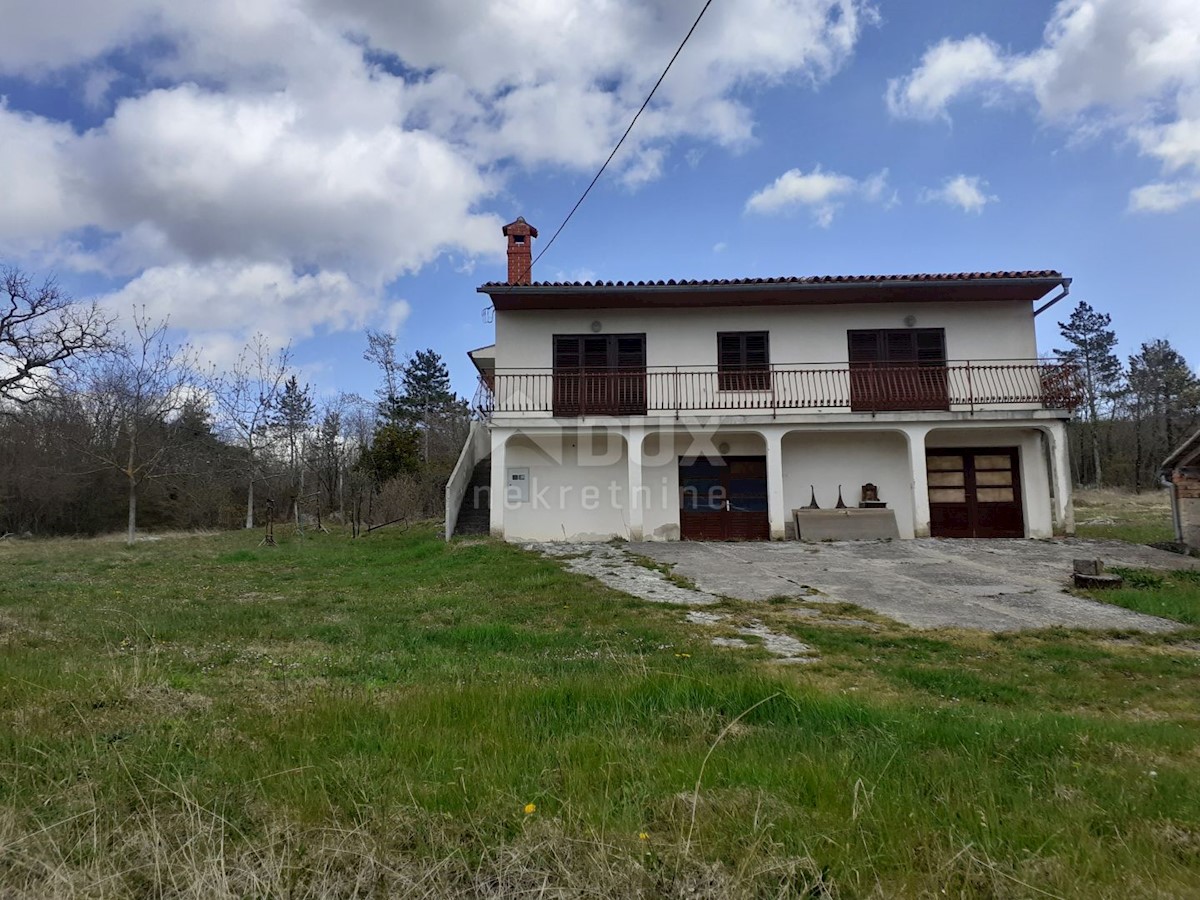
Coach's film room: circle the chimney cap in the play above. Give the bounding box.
[502,216,538,238]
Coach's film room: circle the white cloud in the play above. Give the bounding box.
[1128,180,1200,214]
[0,103,86,248]
[920,174,997,214]
[745,166,891,226]
[0,0,878,351]
[885,35,1007,121]
[886,0,1200,212]
[103,261,380,359]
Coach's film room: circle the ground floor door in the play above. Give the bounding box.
[679,456,770,541]
[927,447,1024,538]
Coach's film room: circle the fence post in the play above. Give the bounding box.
[966,361,974,415]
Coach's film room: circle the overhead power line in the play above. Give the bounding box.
[528,0,716,274]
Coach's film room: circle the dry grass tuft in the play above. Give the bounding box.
[0,800,837,899]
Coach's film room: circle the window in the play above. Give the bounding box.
[846,328,948,411]
[847,328,946,367]
[552,334,646,416]
[717,331,770,391]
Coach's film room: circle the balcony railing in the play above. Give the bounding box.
[474,360,1079,418]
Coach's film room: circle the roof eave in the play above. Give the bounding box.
[479,275,1067,297]
[1162,427,1200,473]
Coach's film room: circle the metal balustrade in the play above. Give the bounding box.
[473,361,1079,418]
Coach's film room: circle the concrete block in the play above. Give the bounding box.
[793,508,900,541]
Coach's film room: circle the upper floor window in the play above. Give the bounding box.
[718,331,770,391]
[847,328,946,366]
[847,328,948,411]
[552,334,646,416]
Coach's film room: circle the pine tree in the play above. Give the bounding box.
[269,375,315,523]
[1055,302,1123,486]
[393,349,468,464]
[1127,339,1200,489]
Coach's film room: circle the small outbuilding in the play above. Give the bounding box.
[1162,428,1200,552]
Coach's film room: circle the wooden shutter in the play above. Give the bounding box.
[915,329,946,365]
[582,336,610,370]
[848,328,947,411]
[616,335,646,370]
[615,335,646,413]
[553,334,645,416]
[554,336,582,369]
[718,332,769,390]
[553,337,582,415]
[848,330,882,363]
[885,330,916,363]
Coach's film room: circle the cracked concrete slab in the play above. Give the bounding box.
[632,539,1195,633]
[687,611,819,663]
[530,542,720,606]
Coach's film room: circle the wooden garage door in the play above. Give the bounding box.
[927,448,1024,538]
[679,457,769,541]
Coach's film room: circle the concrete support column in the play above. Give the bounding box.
[627,428,644,542]
[906,425,932,538]
[489,430,508,539]
[1045,422,1075,535]
[765,428,787,540]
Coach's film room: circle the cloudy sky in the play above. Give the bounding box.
[1,0,1197,398]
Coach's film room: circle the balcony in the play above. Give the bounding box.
[474,360,1079,419]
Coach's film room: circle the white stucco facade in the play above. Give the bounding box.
[493,301,1038,371]
[465,272,1076,544]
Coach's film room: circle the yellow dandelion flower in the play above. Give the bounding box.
[524,802,537,815]
[638,832,649,841]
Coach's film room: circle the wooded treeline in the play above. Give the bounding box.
[3,265,1195,538]
[1056,301,1200,490]
[0,266,471,539]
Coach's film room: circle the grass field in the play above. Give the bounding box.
[1073,487,1177,544]
[2,524,1200,898]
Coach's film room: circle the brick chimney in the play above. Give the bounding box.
[502,216,537,285]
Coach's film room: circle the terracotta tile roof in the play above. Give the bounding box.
[479,271,1064,289]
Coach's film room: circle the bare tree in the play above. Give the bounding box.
[208,335,291,528]
[79,313,197,543]
[2,266,113,408]
[363,329,400,415]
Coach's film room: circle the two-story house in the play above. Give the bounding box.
[447,217,1078,544]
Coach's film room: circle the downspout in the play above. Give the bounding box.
[1033,278,1072,317]
[1162,472,1184,543]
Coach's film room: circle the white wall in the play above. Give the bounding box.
[500,431,630,541]
[494,301,1038,371]
[781,431,913,538]
[491,422,1055,542]
[925,427,1052,538]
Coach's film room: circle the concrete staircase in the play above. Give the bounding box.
[453,459,491,536]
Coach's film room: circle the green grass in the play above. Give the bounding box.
[2,528,1200,897]
[1073,487,1177,544]
[1089,567,1200,626]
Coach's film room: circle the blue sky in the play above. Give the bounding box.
[1,0,1197,401]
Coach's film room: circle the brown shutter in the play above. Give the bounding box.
[718,333,742,370]
[885,330,916,363]
[554,336,582,370]
[848,330,882,363]
[582,336,610,370]
[718,332,769,390]
[744,332,769,368]
[616,335,646,369]
[915,329,946,364]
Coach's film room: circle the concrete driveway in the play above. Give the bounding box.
[631,539,1199,632]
